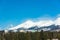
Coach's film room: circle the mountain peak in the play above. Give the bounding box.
[36,20,53,27]
[8,17,60,30]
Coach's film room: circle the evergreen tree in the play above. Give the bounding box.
[40,30,44,40]
[25,32,31,40]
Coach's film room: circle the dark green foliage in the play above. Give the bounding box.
[0,30,60,40]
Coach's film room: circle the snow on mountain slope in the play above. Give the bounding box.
[36,20,53,27]
[8,17,60,30]
[9,20,36,30]
[54,17,60,25]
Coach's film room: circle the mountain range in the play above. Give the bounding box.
[6,17,60,32]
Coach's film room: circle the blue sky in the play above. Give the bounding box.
[0,0,60,30]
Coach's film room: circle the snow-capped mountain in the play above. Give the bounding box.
[27,24,60,31]
[8,17,60,31]
[8,20,53,30]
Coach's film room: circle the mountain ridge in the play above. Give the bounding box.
[7,17,60,31]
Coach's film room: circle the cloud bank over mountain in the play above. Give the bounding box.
[8,17,60,30]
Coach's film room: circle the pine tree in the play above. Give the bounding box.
[40,30,44,40]
[25,32,31,40]
[35,32,40,40]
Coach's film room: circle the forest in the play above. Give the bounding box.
[0,30,60,40]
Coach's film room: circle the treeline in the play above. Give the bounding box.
[0,30,60,40]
